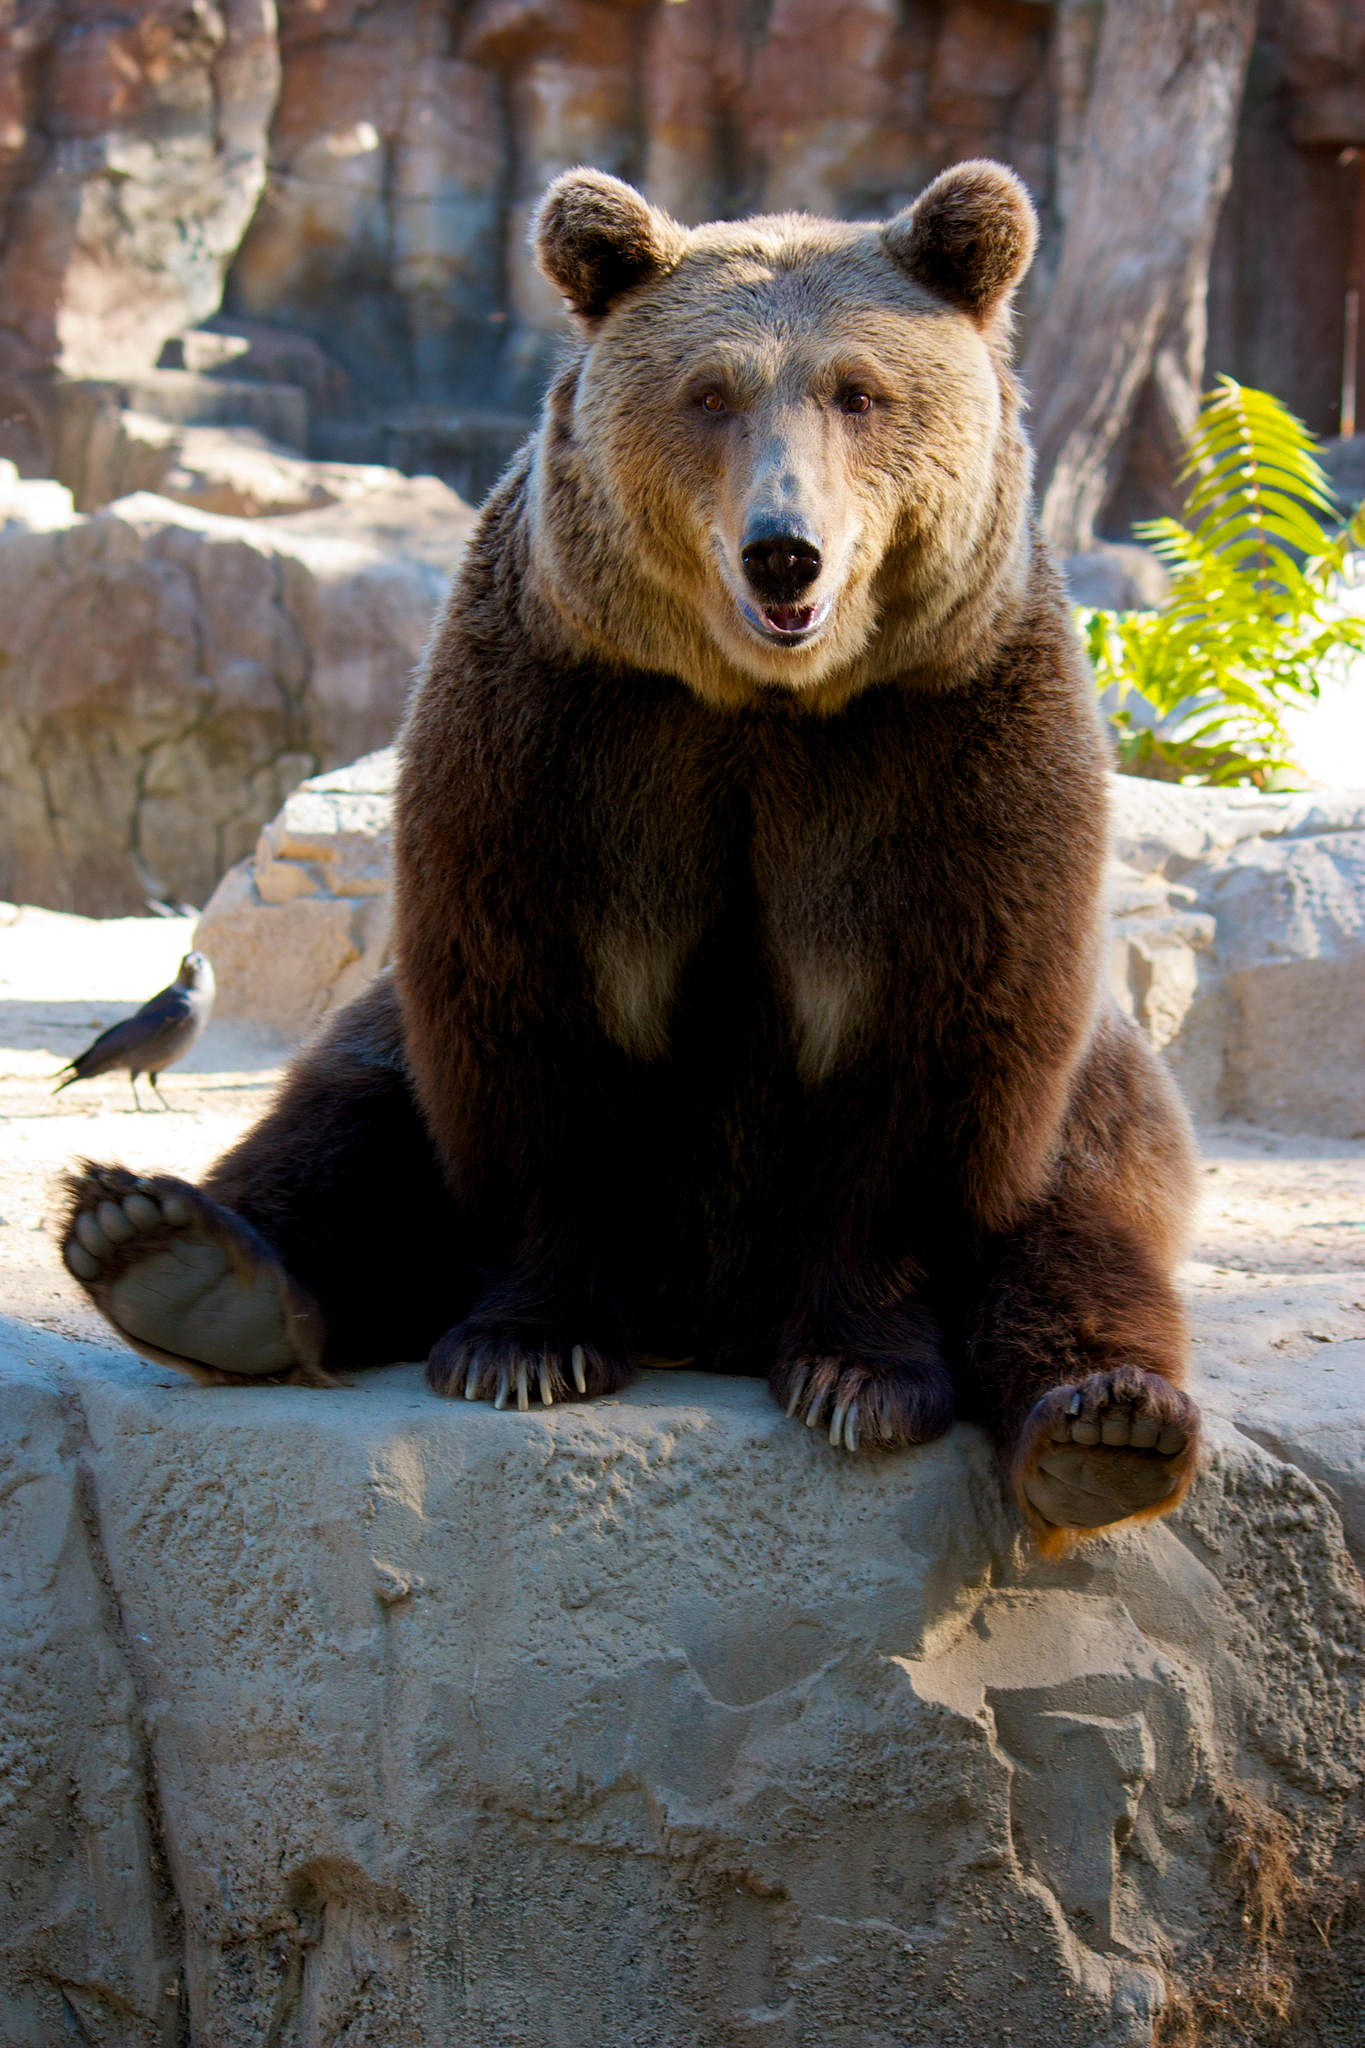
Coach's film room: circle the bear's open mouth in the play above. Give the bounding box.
[738,597,832,644]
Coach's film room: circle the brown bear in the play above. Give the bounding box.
[61,160,1201,1553]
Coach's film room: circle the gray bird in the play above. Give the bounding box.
[53,951,215,1111]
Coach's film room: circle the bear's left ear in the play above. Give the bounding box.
[533,168,688,323]
[882,160,1037,324]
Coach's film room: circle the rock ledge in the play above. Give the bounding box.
[3,1323,1361,2048]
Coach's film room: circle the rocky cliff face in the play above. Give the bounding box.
[227,0,1058,419]
[0,1,279,381]
[0,4,1353,507]
[1210,0,1365,442]
[0,466,472,917]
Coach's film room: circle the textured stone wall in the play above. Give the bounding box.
[225,0,1365,461]
[0,1,279,380]
[1211,0,1365,439]
[0,3,1356,510]
[0,466,473,917]
[225,0,1058,417]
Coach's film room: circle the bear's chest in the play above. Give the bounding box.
[582,777,916,1082]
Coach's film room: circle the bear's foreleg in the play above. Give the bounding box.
[424,1229,634,1409]
[399,997,638,1410]
[965,1014,1201,1553]
[766,1091,958,1452]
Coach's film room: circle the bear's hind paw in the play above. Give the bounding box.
[1012,1364,1201,1552]
[60,1162,330,1385]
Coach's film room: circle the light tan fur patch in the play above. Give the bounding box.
[782,952,871,1083]
[590,931,692,1060]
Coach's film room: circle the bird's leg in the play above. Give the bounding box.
[129,1074,145,1112]
[149,1074,172,1111]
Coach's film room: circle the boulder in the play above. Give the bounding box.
[1110,779,1365,1133]
[1,1317,1360,2048]
[0,476,472,918]
[1064,543,1172,613]
[0,372,313,514]
[196,751,396,1035]
[155,426,340,519]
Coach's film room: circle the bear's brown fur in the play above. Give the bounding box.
[63,161,1200,1552]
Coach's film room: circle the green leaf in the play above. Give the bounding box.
[1081,376,1363,788]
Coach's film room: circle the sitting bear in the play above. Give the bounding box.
[62,160,1200,1553]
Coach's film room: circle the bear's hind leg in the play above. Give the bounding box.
[968,1013,1202,1553]
[62,1164,329,1384]
[1008,1358,1200,1552]
[969,1207,1202,1554]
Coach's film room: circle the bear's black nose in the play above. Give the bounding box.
[741,532,822,600]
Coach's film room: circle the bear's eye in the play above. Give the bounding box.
[700,390,728,415]
[840,390,873,415]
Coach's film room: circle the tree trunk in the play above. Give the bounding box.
[1025,0,1257,554]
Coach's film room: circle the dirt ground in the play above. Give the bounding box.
[2,900,1362,1395]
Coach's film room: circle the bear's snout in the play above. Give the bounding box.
[740,529,822,603]
[738,527,828,639]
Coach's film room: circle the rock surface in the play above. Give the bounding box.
[0,3,279,380]
[1064,543,1172,613]
[2,1325,1361,2048]
[0,4,1339,529]
[196,751,396,1035]
[1110,777,1365,1133]
[0,470,472,918]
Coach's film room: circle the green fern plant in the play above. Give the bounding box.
[1079,377,1365,788]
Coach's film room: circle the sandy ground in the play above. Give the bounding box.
[2,900,1362,1406]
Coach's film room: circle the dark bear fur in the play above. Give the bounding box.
[63,162,1200,1552]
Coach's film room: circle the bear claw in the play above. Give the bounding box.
[427,1324,630,1408]
[772,1354,955,1453]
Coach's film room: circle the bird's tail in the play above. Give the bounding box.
[52,1065,78,1093]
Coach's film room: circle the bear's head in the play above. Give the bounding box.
[527,162,1039,714]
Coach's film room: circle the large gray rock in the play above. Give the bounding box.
[1064,543,1172,612]
[0,473,472,917]
[196,751,396,1035]
[1,1317,1360,2048]
[1110,779,1365,1132]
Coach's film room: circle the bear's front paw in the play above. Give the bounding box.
[772,1355,956,1452]
[1011,1364,1201,1552]
[426,1321,634,1409]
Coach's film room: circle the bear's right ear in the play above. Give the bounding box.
[882,160,1037,324]
[533,169,687,324]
